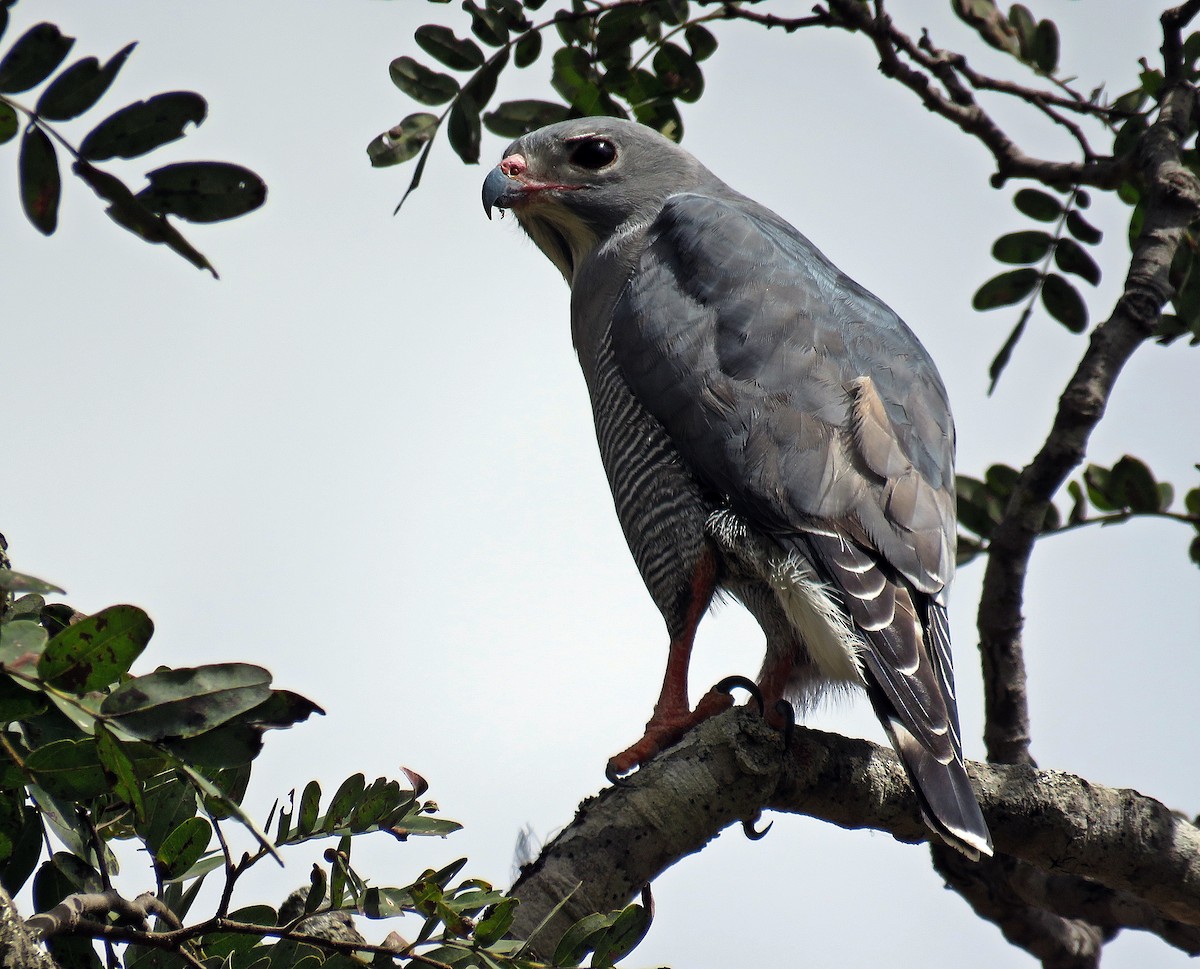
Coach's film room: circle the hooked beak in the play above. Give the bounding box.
[482,165,524,220]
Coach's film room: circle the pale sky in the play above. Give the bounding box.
[3,2,1197,967]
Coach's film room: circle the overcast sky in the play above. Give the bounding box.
[3,2,1198,967]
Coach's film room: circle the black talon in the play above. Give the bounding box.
[774,699,797,747]
[742,810,773,841]
[714,675,764,716]
[605,762,633,787]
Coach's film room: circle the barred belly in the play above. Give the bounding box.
[587,330,713,638]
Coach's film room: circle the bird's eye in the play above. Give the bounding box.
[569,138,617,170]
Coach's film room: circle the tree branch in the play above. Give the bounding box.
[822,0,1126,188]
[977,50,1200,769]
[509,709,1200,956]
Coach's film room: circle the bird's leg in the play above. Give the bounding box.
[756,653,797,730]
[607,551,726,778]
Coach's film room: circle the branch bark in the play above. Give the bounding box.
[509,709,1200,956]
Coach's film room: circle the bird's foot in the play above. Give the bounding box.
[605,678,768,782]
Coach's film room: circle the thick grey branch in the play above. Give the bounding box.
[509,709,1200,955]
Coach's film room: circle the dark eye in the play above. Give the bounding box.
[570,138,617,170]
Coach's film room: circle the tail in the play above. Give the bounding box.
[873,699,993,859]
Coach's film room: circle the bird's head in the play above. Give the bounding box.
[482,117,706,282]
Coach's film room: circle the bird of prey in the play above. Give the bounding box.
[482,118,992,859]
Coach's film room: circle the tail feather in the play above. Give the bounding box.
[880,711,993,859]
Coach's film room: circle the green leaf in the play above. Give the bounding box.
[415,25,485,71]
[514,31,542,68]
[555,7,594,47]
[323,773,366,830]
[155,816,211,881]
[7,595,45,622]
[1084,464,1119,511]
[0,807,44,895]
[0,101,16,144]
[389,56,459,105]
[361,885,415,919]
[553,912,612,968]
[136,162,266,223]
[368,112,439,168]
[991,230,1053,264]
[176,759,279,861]
[1190,535,1200,568]
[0,620,49,668]
[955,475,1002,538]
[0,671,48,721]
[552,47,606,116]
[33,852,102,915]
[101,663,272,741]
[464,1,510,46]
[658,0,689,26]
[1111,456,1161,512]
[26,738,108,800]
[36,43,136,121]
[653,42,703,103]
[1031,18,1059,72]
[685,24,718,61]
[0,23,74,94]
[1007,3,1036,58]
[1065,210,1103,244]
[163,721,264,768]
[79,92,208,161]
[389,814,463,837]
[298,780,321,835]
[972,268,1039,310]
[483,99,570,139]
[448,92,481,164]
[19,125,60,235]
[1012,187,1062,222]
[0,570,64,595]
[1186,487,1200,518]
[595,8,643,64]
[461,48,508,113]
[71,158,218,277]
[490,0,527,24]
[393,132,435,214]
[954,0,1020,54]
[1041,273,1088,332]
[473,897,517,948]
[38,604,153,693]
[94,724,146,823]
[1054,238,1101,286]
[589,903,650,967]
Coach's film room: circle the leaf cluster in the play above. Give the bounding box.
[0,561,649,969]
[974,186,1104,389]
[957,457,1200,566]
[369,0,718,211]
[0,17,265,276]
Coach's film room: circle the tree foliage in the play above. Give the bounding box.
[0,15,266,277]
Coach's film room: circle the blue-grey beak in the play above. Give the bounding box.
[482,165,522,220]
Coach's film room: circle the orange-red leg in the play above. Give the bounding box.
[607,550,728,777]
[756,653,796,730]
